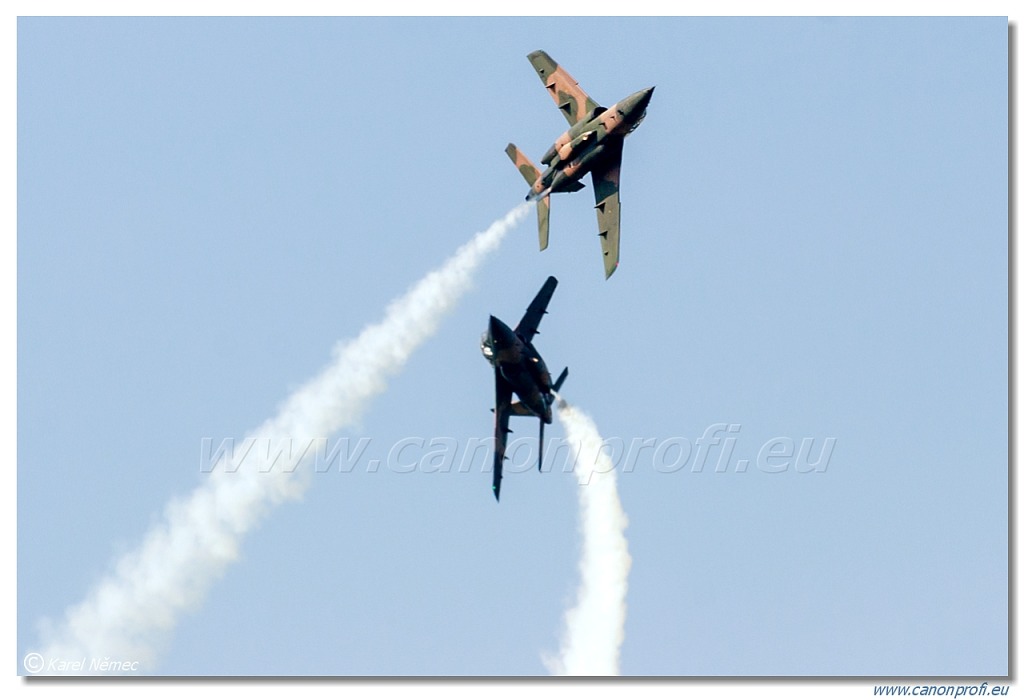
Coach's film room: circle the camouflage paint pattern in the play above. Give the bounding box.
[507,51,653,278]
[527,50,600,125]
[592,139,624,279]
[505,143,551,250]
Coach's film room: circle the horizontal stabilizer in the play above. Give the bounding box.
[553,367,569,393]
[505,143,541,188]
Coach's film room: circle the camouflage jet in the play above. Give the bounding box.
[506,50,654,278]
[481,275,568,501]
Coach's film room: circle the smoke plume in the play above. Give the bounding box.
[547,397,632,675]
[33,203,530,674]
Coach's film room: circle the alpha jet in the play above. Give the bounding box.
[506,50,654,279]
[481,275,568,501]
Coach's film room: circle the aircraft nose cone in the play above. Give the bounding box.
[620,87,654,119]
[638,86,655,109]
[488,315,515,350]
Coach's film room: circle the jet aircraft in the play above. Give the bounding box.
[481,275,568,501]
[506,50,654,278]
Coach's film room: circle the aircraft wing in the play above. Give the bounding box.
[527,50,601,126]
[514,276,558,344]
[591,139,624,279]
[492,370,513,501]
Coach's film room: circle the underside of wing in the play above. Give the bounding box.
[515,276,558,343]
[508,401,535,417]
[591,139,624,279]
[527,50,600,126]
[492,371,513,501]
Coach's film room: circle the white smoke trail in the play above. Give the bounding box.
[546,397,632,676]
[33,203,531,675]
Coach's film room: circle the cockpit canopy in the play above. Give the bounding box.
[626,110,646,134]
[480,333,495,363]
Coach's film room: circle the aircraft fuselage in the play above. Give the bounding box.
[482,315,554,423]
[482,275,567,500]
[526,87,654,201]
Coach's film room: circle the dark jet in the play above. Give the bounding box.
[481,275,568,501]
[506,50,654,278]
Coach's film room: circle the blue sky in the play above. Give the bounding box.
[17,16,1007,676]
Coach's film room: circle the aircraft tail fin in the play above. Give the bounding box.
[537,195,550,251]
[540,368,569,472]
[538,418,545,473]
